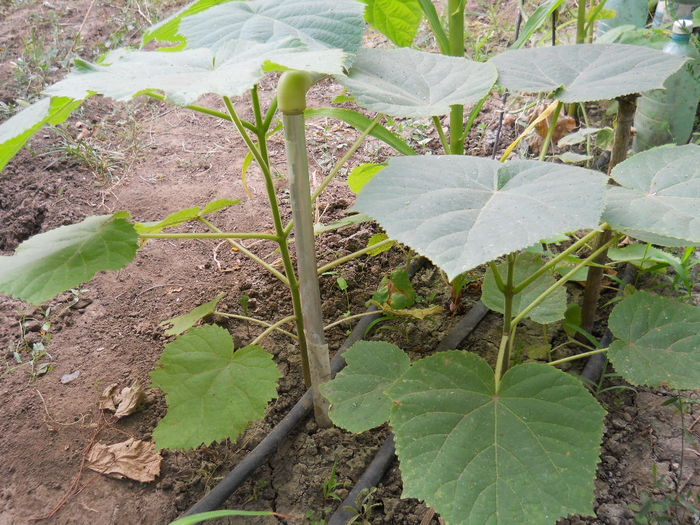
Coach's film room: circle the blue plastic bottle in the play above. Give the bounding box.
[633,19,700,152]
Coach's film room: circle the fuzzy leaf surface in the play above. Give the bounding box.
[386,351,605,524]
[0,214,138,304]
[608,292,700,390]
[160,293,226,336]
[602,144,700,246]
[490,44,687,102]
[354,155,607,280]
[320,341,409,432]
[364,0,422,47]
[0,97,82,171]
[338,48,497,117]
[47,41,346,106]
[181,0,364,59]
[142,0,234,48]
[151,325,279,449]
[482,253,566,324]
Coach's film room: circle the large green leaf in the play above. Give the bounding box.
[0,96,82,171]
[337,48,497,117]
[47,41,346,106]
[608,292,700,390]
[364,0,422,47]
[603,144,700,247]
[142,0,235,48]
[320,341,409,433]
[0,214,138,304]
[482,253,566,324]
[354,155,607,280]
[386,351,605,525]
[180,0,364,59]
[151,324,280,449]
[490,44,687,102]
[305,107,416,155]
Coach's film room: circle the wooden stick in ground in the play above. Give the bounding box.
[580,94,637,335]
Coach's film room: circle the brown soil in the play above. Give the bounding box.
[1,2,698,525]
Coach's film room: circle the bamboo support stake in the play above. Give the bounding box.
[278,71,332,427]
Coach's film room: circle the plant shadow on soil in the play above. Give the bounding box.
[1,1,699,524]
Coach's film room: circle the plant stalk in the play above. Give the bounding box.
[580,94,637,334]
[576,0,587,44]
[215,312,297,341]
[198,217,289,285]
[548,347,608,367]
[538,100,563,161]
[279,71,332,426]
[513,233,620,330]
[222,95,313,388]
[448,0,466,154]
[495,254,516,384]
[316,238,394,275]
[138,232,278,241]
[512,228,601,294]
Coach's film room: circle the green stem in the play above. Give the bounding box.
[198,217,289,285]
[323,311,380,331]
[250,315,298,345]
[214,312,298,341]
[262,97,279,131]
[538,100,563,161]
[251,84,271,164]
[512,228,602,294]
[317,238,395,275]
[432,116,450,154]
[222,95,312,387]
[576,0,586,44]
[144,92,257,133]
[417,0,450,53]
[463,95,488,142]
[511,233,620,329]
[488,260,507,293]
[448,0,466,154]
[138,231,278,241]
[495,254,516,383]
[548,347,608,367]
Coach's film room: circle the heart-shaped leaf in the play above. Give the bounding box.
[320,341,410,432]
[482,253,567,324]
[151,324,280,449]
[47,41,346,106]
[608,292,700,390]
[338,48,497,117]
[490,44,687,102]
[142,0,232,48]
[180,0,364,58]
[354,155,607,280]
[0,214,138,304]
[0,97,82,171]
[386,351,605,524]
[603,144,700,246]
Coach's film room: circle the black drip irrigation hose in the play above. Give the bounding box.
[581,263,636,383]
[327,301,490,525]
[179,257,428,519]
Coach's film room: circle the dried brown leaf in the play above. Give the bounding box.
[99,382,145,418]
[86,438,161,482]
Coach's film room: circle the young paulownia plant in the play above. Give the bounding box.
[0,5,696,522]
[322,143,700,525]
